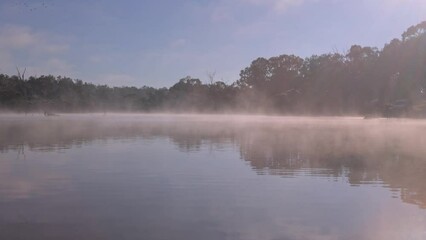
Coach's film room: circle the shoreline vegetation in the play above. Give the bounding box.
[1,22,426,117]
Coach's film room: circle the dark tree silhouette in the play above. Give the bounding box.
[1,21,426,116]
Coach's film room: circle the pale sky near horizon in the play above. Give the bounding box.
[0,0,425,87]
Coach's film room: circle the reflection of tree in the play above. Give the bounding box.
[0,116,237,153]
[1,116,426,208]
[15,144,26,160]
[237,124,426,209]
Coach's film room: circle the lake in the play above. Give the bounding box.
[0,114,426,240]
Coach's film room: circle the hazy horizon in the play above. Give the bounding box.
[1,114,426,240]
[2,2,426,239]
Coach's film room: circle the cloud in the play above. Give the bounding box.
[210,4,234,23]
[27,58,74,77]
[0,24,72,77]
[96,73,138,87]
[0,25,35,49]
[0,25,69,54]
[170,38,187,48]
[240,0,308,12]
[0,52,14,73]
[88,55,113,64]
[373,0,426,12]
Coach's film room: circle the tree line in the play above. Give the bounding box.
[1,21,426,116]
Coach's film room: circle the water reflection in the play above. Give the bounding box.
[237,124,426,209]
[0,114,426,240]
[1,114,426,209]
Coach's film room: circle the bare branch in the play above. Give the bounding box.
[22,68,26,80]
[206,70,216,85]
[16,66,21,80]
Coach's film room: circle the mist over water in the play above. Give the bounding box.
[1,114,426,240]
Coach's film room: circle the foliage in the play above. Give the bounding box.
[1,22,426,116]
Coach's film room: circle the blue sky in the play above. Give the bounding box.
[0,0,425,87]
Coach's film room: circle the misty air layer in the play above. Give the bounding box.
[1,3,426,238]
[1,21,426,117]
[1,114,426,240]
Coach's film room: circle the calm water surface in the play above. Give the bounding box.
[1,114,426,240]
